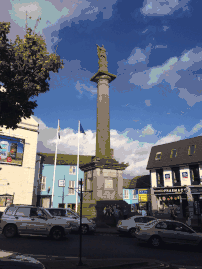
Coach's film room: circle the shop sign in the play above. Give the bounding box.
[165,174,170,180]
[58,180,65,187]
[154,187,186,194]
[191,187,202,193]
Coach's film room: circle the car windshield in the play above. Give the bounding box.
[43,208,54,218]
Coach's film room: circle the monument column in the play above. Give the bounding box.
[90,45,116,159]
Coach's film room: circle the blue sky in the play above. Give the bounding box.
[2,0,202,179]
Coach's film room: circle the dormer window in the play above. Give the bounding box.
[188,145,196,156]
[155,152,162,161]
[170,149,177,158]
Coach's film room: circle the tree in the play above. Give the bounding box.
[0,20,64,129]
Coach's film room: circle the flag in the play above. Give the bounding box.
[80,123,86,135]
[58,122,60,139]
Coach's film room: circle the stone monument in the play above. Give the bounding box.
[79,45,129,223]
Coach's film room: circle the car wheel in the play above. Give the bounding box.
[81,224,89,235]
[129,228,136,237]
[148,236,162,248]
[4,224,17,238]
[50,227,64,240]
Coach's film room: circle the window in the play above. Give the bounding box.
[155,152,162,161]
[156,169,164,187]
[134,217,145,223]
[124,189,129,199]
[170,149,177,158]
[5,206,16,215]
[15,207,30,217]
[172,168,181,186]
[78,181,84,192]
[188,145,196,156]
[155,221,168,229]
[69,166,76,175]
[41,176,46,191]
[105,179,113,189]
[190,165,200,185]
[132,190,138,199]
[69,181,75,195]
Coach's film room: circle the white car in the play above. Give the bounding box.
[117,216,158,237]
[46,208,96,234]
[135,219,202,248]
[0,205,75,240]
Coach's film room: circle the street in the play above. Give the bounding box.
[0,232,202,267]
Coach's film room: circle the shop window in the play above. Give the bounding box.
[40,176,46,191]
[188,145,196,156]
[170,149,177,158]
[124,190,129,199]
[155,152,162,161]
[69,166,76,175]
[156,169,164,187]
[190,165,200,185]
[172,168,181,186]
[69,180,75,195]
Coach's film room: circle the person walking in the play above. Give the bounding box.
[113,206,120,225]
[106,204,110,216]
[123,205,128,220]
[170,207,176,220]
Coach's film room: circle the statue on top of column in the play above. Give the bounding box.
[96,44,108,72]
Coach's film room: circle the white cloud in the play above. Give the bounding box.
[155,45,168,49]
[145,100,151,106]
[141,0,190,16]
[34,117,202,179]
[163,26,169,31]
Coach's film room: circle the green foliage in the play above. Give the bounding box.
[0,22,64,129]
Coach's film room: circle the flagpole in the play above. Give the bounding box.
[76,120,80,213]
[51,119,60,208]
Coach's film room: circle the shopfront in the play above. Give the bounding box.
[153,186,188,218]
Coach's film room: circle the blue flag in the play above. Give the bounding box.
[80,123,86,135]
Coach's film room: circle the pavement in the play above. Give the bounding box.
[1,226,202,269]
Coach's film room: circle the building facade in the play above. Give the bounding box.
[0,116,39,212]
[147,136,202,225]
[36,153,92,209]
[123,175,151,214]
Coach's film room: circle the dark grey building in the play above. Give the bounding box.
[147,136,202,227]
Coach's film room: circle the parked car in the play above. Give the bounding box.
[117,216,158,237]
[46,208,96,235]
[0,205,75,240]
[135,219,202,248]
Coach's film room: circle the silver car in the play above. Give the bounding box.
[117,216,158,237]
[0,205,74,240]
[46,208,96,235]
[135,219,202,248]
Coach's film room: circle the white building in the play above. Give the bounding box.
[0,116,39,212]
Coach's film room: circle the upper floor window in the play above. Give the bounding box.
[170,149,177,158]
[188,145,196,156]
[156,169,164,187]
[124,189,129,199]
[69,180,75,195]
[69,166,76,175]
[41,176,46,191]
[155,152,162,161]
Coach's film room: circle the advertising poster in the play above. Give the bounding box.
[0,135,25,166]
[165,174,170,180]
[182,172,188,178]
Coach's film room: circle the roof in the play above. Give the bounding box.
[38,153,93,166]
[147,136,202,170]
[123,175,150,189]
